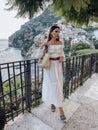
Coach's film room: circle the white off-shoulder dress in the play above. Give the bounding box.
[42,44,65,107]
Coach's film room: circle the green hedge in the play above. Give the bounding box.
[75,49,98,55]
[71,42,90,51]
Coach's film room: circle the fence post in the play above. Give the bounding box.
[80,55,85,86]
[95,54,98,73]
[0,66,2,93]
[64,58,70,98]
[89,54,93,77]
[24,60,32,112]
[0,66,3,108]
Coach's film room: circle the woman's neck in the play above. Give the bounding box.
[51,38,57,44]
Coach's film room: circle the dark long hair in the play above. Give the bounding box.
[47,25,60,41]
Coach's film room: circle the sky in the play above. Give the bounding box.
[0,0,29,39]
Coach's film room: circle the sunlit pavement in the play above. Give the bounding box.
[5,73,98,130]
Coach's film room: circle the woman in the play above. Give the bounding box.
[42,25,66,121]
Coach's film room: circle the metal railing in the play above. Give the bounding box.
[63,54,98,98]
[0,53,98,122]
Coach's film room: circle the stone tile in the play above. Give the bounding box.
[63,99,80,121]
[31,104,65,130]
[69,74,98,103]
[31,100,80,130]
[5,113,53,130]
[63,104,98,130]
[69,85,89,102]
[78,96,98,114]
[69,75,95,103]
[85,82,98,101]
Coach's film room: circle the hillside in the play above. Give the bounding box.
[8,8,61,56]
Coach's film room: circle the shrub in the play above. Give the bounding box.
[94,41,98,49]
[71,42,90,55]
[75,49,98,56]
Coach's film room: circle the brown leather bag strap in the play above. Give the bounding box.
[45,45,48,53]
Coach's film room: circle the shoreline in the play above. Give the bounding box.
[0,39,8,41]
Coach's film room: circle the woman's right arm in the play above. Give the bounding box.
[40,42,49,48]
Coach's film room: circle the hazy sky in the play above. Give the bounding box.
[0,0,29,39]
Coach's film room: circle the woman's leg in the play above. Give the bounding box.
[59,107,66,120]
[59,107,65,115]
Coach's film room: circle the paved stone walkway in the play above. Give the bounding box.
[4,73,98,130]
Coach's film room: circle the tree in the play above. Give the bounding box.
[71,42,90,51]
[71,42,90,55]
[94,40,98,49]
[53,0,98,26]
[63,39,71,56]
[5,0,51,18]
[6,0,98,25]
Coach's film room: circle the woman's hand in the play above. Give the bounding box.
[40,42,50,48]
[59,56,65,62]
[40,43,46,48]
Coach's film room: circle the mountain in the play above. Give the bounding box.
[8,8,61,56]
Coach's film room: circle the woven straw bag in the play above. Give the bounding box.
[38,46,50,69]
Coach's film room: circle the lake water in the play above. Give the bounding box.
[0,39,24,64]
[0,39,27,81]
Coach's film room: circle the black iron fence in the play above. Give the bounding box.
[0,53,98,122]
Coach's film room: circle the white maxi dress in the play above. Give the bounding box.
[42,44,65,107]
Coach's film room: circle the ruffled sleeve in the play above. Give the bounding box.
[60,41,65,60]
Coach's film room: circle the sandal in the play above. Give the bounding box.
[60,115,66,121]
[51,104,56,112]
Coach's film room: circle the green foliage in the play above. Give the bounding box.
[53,0,98,26]
[6,0,98,25]
[53,0,90,26]
[71,42,90,55]
[94,41,98,49]
[63,39,71,56]
[83,26,98,33]
[71,42,90,51]
[2,79,22,95]
[6,0,50,18]
[74,49,98,55]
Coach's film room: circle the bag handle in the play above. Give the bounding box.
[45,45,48,53]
